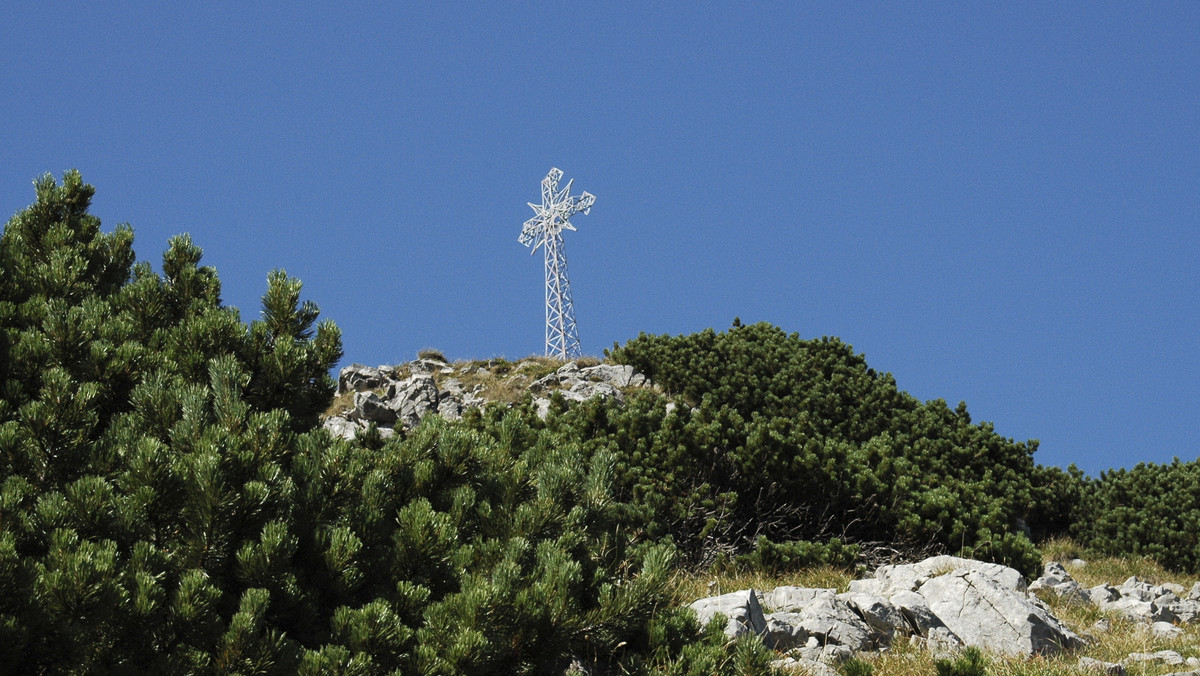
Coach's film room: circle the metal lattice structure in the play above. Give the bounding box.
[519,168,595,359]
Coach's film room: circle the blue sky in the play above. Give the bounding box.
[3,3,1197,475]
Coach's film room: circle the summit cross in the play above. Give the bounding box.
[519,167,595,360]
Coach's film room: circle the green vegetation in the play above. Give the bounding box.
[601,324,1047,575]
[2,171,1200,673]
[934,647,988,676]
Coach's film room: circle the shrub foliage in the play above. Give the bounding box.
[602,324,1045,574]
[0,172,752,674]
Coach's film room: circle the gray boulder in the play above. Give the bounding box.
[354,391,397,424]
[323,416,364,440]
[390,374,439,428]
[530,362,633,405]
[1105,595,1174,623]
[770,655,838,675]
[580,363,647,388]
[838,591,907,641]
[1035,561,1072,587]
[1089,584,1121,606]
[1078,656,1126,675]
[437,395,464,420]
[1168,598,1200,623]
[1120,576,1172,603]
[888,589,961,647]
[1127,649,1185,666]
[564,379,624,403]
[339,364,387,393]
[1150,621,1184,639]
[408,357,449,374]
[792,592,876,651]
[1187,582,1200,601]
[1029,561,1090,605]
[913,568,1083,656]
[532,363,581,390]
[765,587,836,612]
[869,555,1025,598]
[763,612,808,651]
[688,589,766,639]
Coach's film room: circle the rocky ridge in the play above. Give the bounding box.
[323,357,650,440]
[689,556,1200,675]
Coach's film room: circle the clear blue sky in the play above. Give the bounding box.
[3,4,1197,475]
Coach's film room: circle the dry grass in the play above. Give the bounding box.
[442,359,541,405]
[1040,537,1192,590]
[417,348,447,362]
[324,353,631,417]
[324,388,358,419]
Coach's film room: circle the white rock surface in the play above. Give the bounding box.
[688,589,766,639]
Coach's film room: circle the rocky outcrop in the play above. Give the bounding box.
[693,556,1200,671]
[324,358,651,441]
[855,555,1082,657]
[1075,572,1200,624]
[688,589,766,639]
[691,556,1084,671]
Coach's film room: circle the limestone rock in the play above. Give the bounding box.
[1105,595,1174,623]
[838,590,907,640]
[1120,576,1172,603]
[888,589,961,647]
[390,374,439,428]
[1149,621,1184,639]
[913,568,1082,656]
[354,391,397,424]
[763,612,808,651]
[1127,649,1185,666]
[1029,561,1090,605]
[765,587,836,612]
[1078,656,1126,675]
[869,555,1025,598]
[792,592,877,651]
[1168,598,1200,623]
[1188,582,1200,601]
[564,379,624,403]
[338,364,386,393]
[688,589,766,639]
[580,363,647,388]
[437,395,464,420]
[799,640,854,665]
[330,357,652,434]
[532,363,581,390]
[1036,561,1072,586]
[323,416,364,440]
[1088,584,1120,606]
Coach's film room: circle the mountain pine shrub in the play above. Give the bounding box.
[603,322,1045,575]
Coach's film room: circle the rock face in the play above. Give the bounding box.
[695,555,1200,671]
[324,358,651,440]
[1080,572,1200,624]
[915,567,1080,656]
[688,589,767,639]
[691,555,1084,669]
[861,555,1082,657]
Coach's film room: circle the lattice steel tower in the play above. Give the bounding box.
[519,167,595,359]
